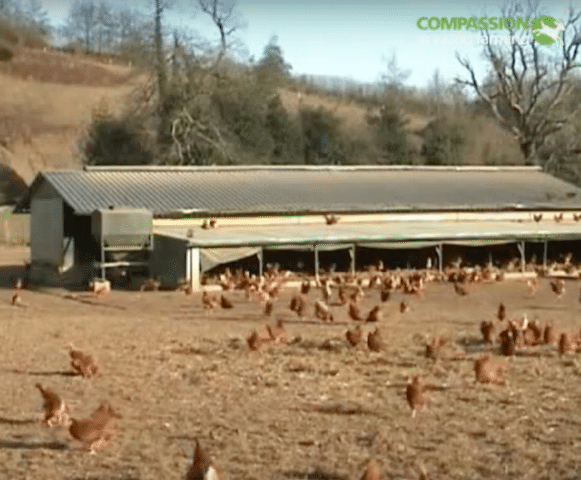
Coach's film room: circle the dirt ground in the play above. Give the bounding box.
[1,246,581,480]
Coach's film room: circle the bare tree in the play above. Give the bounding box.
[456,0,581,166]
[62,0,97,52]
[158,0,245,164]
[197,0,246,67]
[154,0,169,101]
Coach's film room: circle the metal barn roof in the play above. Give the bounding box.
[14,165,581,216]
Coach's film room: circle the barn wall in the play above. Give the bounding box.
[151,234,188,286]
[30,197,64,265]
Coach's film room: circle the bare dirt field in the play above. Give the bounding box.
[1,246,581,480]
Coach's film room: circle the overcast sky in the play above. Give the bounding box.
[41,0,575,88]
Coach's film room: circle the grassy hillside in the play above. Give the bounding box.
[0,46,525,186]
[0,47,139,183]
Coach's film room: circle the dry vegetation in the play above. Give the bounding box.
[276,88,522,166]
[2,245,581,479]
[0,45,526,184]
[0,48,140,183]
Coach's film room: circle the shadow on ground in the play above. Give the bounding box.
[0,438,68,450]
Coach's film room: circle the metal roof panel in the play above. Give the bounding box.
[13,166,581,216]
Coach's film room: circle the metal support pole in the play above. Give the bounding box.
[101,239,105,279]
[436,244,443,273]
[258,247,264,276]
[543,240,548,270]
[349,244,356,276]
[517,241,525,272]
[314,245,320,284]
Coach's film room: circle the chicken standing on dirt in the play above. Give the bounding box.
[266,319,288,345]
[315,300,333,322]
[497,302,506,322]
[360,459,381,480]
[68,344,99,378]
[558,332,578,355]
[406,376,427,418]
[527,278,538,296]
[68,403,121,454]
[348,301,364,322]
[550,279,565,298]
[499,327,518,356]
[367,328,384,352]
[289,294,307,318]
[35,383,71,429]
[220,294,234,309]
[365,305,382,323]
[263,300,273,316]
[474,355,503,384]
[543,321,556,345]
[380,287,391,302]
[186,439,222,480]
[345,325,363,347]
[425,336,447,360]
[202,291,218,310]
[480,320,496,344]
[246,329,272,351]
[11,292,24,307]
[454,282,468,296]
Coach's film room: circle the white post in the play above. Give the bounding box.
[188,247,201,292]
[314,245,320,284]
[436,244,443,273]
[517,241,525,273]
[543,240,548,270]
[350,244,356,276]
[258,248,264,276]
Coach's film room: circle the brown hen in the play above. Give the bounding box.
[365,305,382,323]
[68,344,99,378]
[345,325,363,347]
[35,383,71,429]
[558,332,578,355]
[266,319,288,345]
[367,328,384,352]
[68,403,121,454]
[186,439,222,480]
[474,355,503,384]
[406,376,427,418]
[360,459,381,480]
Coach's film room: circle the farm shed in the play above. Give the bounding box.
[13,165,581,290]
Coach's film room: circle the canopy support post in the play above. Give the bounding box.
[543,240,548,271]
[517,241,526,273]
[314,245,320,285]
[258,248,264,276]
[349,244,356,276]
[435,244,443,274]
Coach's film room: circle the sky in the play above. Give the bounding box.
[41,0,575,89]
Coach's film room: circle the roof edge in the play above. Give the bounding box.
[82,165,543,173]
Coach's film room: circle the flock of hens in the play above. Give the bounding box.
[18,251,581,480]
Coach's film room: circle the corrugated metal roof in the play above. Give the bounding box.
[156,219,581,248]
[14,165,581,216]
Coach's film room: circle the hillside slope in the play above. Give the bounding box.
[0,48,139,184]
[0,47,524,188]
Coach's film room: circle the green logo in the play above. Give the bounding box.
[531,16,564,46]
